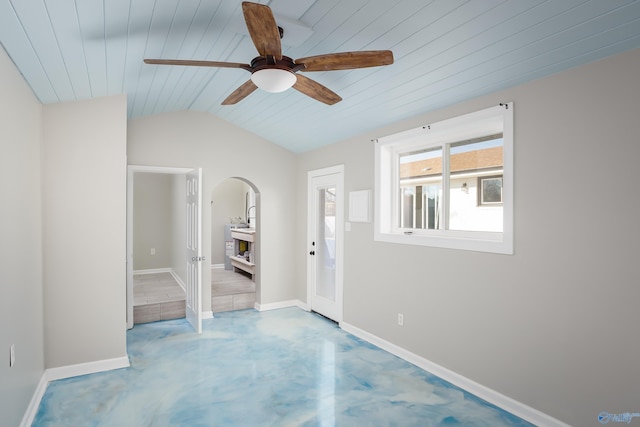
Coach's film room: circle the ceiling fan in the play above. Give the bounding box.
[144,1,393,105]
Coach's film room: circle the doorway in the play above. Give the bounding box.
[210,177,260,313]
[307,165,344,323]
[126,166,203,333]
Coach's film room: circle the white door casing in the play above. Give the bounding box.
[127,165,198,330]
[307,165,344,323]
[186,168,203,333]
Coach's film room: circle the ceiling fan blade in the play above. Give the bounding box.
[222,79,258,105]
[296,50,394,72]
[242,2,282,59]
[293,74,342,105]
[144,58,252,71]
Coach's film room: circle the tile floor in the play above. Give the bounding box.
[32,308,534,427]
[133,272,186,324]
[134,269,256,324]
[211,268,256,313]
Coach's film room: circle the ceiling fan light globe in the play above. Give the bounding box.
[251,68,296,93]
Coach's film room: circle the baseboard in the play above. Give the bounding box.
[169,269,186,292]
[202,310,214,320]
[19,372,48,427]
[255,299,309,312]
[340,322,569,427]
[45,355,130,382]
[20,356,130,426]
[211,264,224,270]
[133,268,171,275]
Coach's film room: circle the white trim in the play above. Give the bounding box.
[202,310,214,319]
[128,165,194,175]
[255,300,309,312]
[19,373,48,427]
[340,322,569,427]
[169,269,186,292]
[133,268,171,275]
[45,356,130,382]
[210,263,224,270]
[307,165,345,323]
[375,103,514,255]
[127,164,200,330]
[20,357,131,425]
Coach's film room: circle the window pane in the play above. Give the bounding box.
[481,178,502,204]
[448,138,503,232]
[423,184,441,230]
[317,187,336,301]
[399,147,442,229]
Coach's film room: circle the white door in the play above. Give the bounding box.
[307,166,344,323]
[186,168,203,333]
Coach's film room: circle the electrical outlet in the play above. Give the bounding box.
[150,248,156,255]
[397,313,404,326]
[9,344,15,367]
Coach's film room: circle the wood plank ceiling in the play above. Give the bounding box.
[1,0,639,153]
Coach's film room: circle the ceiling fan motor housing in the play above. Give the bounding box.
[250,56,299,93]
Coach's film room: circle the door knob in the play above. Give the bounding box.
[309,251,315,255]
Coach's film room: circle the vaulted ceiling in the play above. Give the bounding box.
[1,0,639,153]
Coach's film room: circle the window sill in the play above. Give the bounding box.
[374,230,513,255]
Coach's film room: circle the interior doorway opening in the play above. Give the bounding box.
[210,177,261,314]
[126,166,202,333]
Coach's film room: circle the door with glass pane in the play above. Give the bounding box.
[307,166,344,322]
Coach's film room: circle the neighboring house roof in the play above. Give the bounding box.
[400,146,503,179]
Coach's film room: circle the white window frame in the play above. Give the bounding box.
[374,103,514,254]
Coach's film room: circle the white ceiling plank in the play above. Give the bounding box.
[132,0,200,117]
[104,0,132,96]
[123,0,158,117]
[44,0,93,100]
[171,1,245,111]
[321,1,554,123]
[144,0,224,113]
[144,0,204,115]
[268,0,315,20]
[74,0,109,98]
[135,0,184,116]
[287,0,369,58]
[0,2,58,102]
[362,0,636,117]
[9,0,76,101]
[3,0,640,152]
[295,0,398,55]
[328,0,582,125]
[334,0,432,53]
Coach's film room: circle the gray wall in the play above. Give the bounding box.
[0,45,45,427]
[295,48,640,427]
[127,111,297,310]
[42,95,127,369]
[133,173,173,270]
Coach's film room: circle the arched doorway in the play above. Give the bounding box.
[210,177,260,313]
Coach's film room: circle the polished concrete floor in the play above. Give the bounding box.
[32,308,533,427]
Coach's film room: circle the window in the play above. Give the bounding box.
[478,175,503,206]
[375,103,513,254]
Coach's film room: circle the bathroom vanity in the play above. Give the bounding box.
[229,228,255,278]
